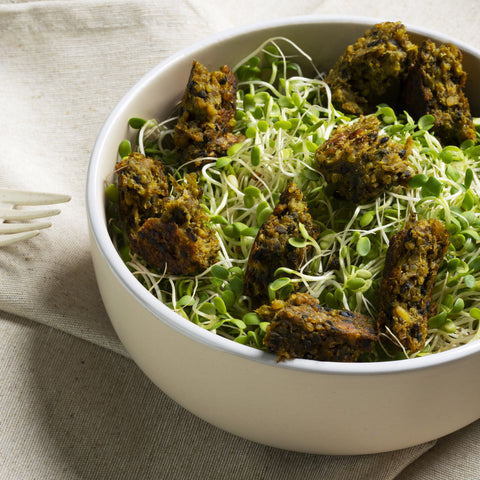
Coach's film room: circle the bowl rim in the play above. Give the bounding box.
[86,14,480,376]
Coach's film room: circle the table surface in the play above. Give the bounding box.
[2,1,480,478]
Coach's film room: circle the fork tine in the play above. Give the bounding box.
[0,230,40,247]
[0,207,61,221]
[0,221,52,234]
[0,188,71,206]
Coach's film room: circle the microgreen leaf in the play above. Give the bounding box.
[118,139,131,158]
[288,237,307,248]
[418,115,435,130]
[216,156,232,168]
[356,237,371,257]
[269,277,292,291]
[211,265,229,280]
[128,117,147,129]
[408,174,428,188]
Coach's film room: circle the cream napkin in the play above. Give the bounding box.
[1,0,480,478]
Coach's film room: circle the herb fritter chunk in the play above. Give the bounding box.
[174,61,242,168]
[130,174,219,275]
[402,39,476,146]
[325,21,417,115]
[315,115,414,203]
[116,152,169,231]
[244,183,319,308]
[377,218,449,353]
[258,292,378,362]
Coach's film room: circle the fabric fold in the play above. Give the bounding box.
[2,1,480,478]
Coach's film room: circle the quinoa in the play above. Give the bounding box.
[315,115,414,203]
[259,292,378,362]
[325,21,417,115]
[115,152,169,232]
[377,218,450,353]
[402,39,477,146]
[244,183,319,307]
[174,61,243,168]
[130,174,219,275]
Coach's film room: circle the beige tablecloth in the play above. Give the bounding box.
[2,1,480,478]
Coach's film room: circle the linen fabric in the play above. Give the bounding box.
[1,0,480,478]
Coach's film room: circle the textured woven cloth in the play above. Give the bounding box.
[1,0,480,478]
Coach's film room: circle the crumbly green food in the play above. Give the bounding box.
[107,32,480,362]
[325,21,417,115]
[259,292,378,362]
[402,39,477,146]
[116,152,169,231]
[377,218,450,353]
[243,182,319,308]
[130,174,220,275]
[315,115,414,203]
[174,61,243,168]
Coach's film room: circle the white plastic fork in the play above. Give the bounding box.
[0,188,71,247]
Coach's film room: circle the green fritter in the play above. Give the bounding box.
[244,183,319,308]
[402,39,476,146]
[315,115,414,203]
[377,218,450,353]
[174,61,243,168]
[116,152,169,232]
[258,292,378,362]
[130,174,219,275]
[325,21,417,115]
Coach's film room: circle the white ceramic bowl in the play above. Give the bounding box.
[86,16,480,455]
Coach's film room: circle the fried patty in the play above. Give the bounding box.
[174,61,242,168]
[402,39,476,146]
[315,115,414,203]
[258,292,378,362]
[115,152,169,232]
[244,183,319,308]
[377,218,449,353]
[130,174,219,275]
[325,21,417,115]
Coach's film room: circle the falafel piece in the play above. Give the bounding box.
[325,21,417,115]
[258,292,378,362]
[315,115,414,203]
[130,174,219,275]
[402,39,476,146]
[243,183,319,308]
[377,218,449,353]
[174,61,242,168]
[116,152,169,232]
